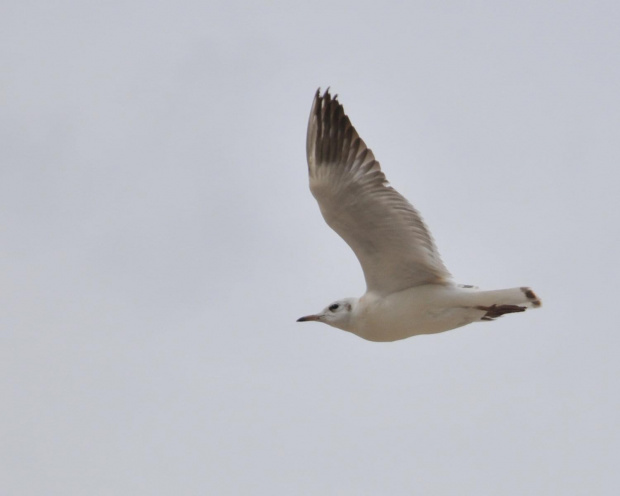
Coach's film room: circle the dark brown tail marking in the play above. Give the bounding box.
[520,287,542,307]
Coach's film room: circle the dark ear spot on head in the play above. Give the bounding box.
[345,303,352,311]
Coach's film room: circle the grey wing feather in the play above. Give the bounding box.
[306,89,451,295]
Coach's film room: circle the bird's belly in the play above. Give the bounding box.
[353,286,478,342]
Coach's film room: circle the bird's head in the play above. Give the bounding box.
[296,298,357,331]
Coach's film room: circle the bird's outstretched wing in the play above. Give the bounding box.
[306,89,451,295]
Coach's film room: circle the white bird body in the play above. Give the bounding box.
[297,89,541,341]
[345,285,538,342]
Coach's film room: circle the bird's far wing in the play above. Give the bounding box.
[306,89,451,295]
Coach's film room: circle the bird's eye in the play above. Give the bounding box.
[329,303,339,312]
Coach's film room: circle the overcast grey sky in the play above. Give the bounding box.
[2,1,619,494]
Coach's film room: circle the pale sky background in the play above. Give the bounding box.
[2,1,619,494]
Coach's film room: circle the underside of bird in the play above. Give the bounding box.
[347,284,542,342]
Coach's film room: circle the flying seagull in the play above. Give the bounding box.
[297,89,541,341]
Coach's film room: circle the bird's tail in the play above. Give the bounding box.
[461,286,542,321]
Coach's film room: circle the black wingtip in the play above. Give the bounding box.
[315,87,338,103]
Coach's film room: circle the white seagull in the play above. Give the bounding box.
[297,89,541,341]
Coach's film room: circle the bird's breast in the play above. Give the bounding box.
[351,285,475,342]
